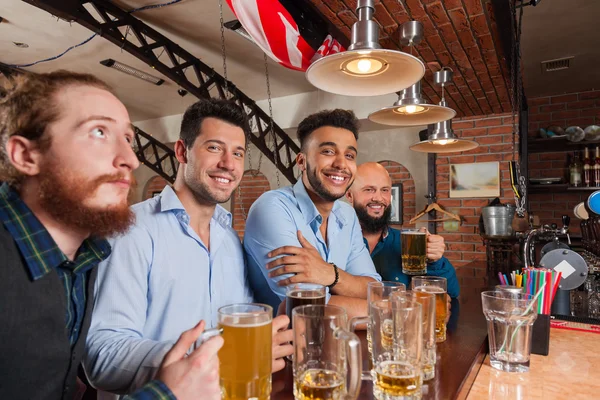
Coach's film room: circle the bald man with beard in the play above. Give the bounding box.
[346,162,459,298]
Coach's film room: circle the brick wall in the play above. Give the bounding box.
[232,170,271,240]
[378,160,416,228]
[142,175,169,201]
[527,90,600,236]
[435,113,518,285]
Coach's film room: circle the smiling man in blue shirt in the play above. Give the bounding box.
[244,109,381,319]
[346,162,459,298]
[84,99,293,399]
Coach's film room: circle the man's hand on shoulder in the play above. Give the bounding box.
[266,231,335,287]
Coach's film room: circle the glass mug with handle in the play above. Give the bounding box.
[350,281,405,379]
[371,299,423,400]
[401,229,428,275]
[393,291,436,381]
[411,276,448,343]
[293,305,362,400]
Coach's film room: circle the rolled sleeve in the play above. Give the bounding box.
[84,226,174,394]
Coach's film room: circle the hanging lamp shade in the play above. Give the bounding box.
[368,81,456,126]
[305,0,424,96]
[409,111,479,153]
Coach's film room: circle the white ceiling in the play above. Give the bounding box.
[521,0,600,98]
[0,0,314,121]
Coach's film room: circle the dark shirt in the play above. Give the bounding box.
[365,227,460,298]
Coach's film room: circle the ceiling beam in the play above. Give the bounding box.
[23,0,299,183]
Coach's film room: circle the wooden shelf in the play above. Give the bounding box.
[528,184,600,194]
[529,137,600,153]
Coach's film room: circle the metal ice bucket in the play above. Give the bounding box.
[482,205,516,236]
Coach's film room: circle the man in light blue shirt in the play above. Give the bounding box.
[244,109,381,319]
[84,98,293,397]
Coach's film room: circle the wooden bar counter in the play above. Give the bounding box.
[272,262,490,400]
[468,327,600,399]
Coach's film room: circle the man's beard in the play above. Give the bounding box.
[306,162,352,202]
[37,159,134,238]
[355,203,392,234]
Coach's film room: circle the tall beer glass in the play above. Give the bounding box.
[411,276,448,343]
[371,299,423,400]
[293,305,362,400]
[393,291,436,381]
[401,229,427,275]
[286,283,326,329]
[219,304,272,400]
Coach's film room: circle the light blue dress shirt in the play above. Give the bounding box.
[84,186,252,396]
[244,179,381,309]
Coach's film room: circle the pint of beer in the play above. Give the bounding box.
[219,304,272,400]
[401,230,427,275]
[286,283,326,329]
[411,276,448,343]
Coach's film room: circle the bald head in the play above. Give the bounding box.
[354,162,392,190]
[347,162,393,234]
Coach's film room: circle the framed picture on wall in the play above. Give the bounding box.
[389,183,403,224]
[450,161,500,198]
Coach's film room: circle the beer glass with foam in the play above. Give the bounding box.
[411,276,448,343]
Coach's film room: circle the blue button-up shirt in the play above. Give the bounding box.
[244,180,381,309]
[367,227,460,298]
[84,186,252,396]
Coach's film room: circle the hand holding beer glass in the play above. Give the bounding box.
[292,305,362,400]
[411,276,448,343]
[401,229,427,276]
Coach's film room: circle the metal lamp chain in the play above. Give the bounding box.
[217,0,229,97]
[264,53,281,188]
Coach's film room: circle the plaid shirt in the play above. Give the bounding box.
[0,183,110,345]
[0,183,176,399]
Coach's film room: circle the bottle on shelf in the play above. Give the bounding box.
[570,152,583,187]
[593,146,600,187]
[584,147,592,187]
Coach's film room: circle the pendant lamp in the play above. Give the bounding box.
[368,21,456,126]
[409,68,478,153]
[305,0,424,97]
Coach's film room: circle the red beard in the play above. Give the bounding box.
[37,159,135,238]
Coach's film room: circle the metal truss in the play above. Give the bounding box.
[0,61,179,183]
[25,0,300,183]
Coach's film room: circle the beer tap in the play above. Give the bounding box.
[523,215,570,269]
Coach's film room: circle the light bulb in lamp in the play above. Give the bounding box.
[394,104,426,114]
[431,138,457,146]
[342,57,386,76]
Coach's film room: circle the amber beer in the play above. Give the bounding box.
[373,361,420,399]
[286,284,326,329]
[414,285,447,343]
[218,304,272,400]
[295,369,345,400]
[401,230,427,275]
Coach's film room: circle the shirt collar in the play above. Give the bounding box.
[292,179,346,228]
[158,185,232,227]
[0,183,110,280]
